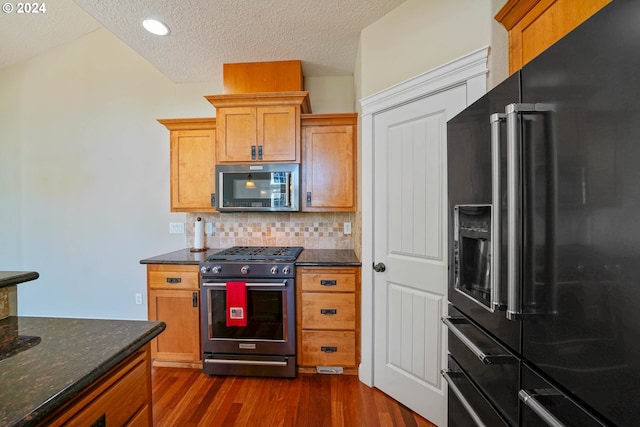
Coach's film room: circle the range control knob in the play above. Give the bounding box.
[270,266,279,275]
[241,265,250,275]
[211,265,222,274]
[200,265,210,274]
[282,265,291,275]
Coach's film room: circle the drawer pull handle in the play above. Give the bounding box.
[442,316,511,365]
[166,277,182,284]
[320,280,337,286]
[321,308,337,315]
[321,346,337,353]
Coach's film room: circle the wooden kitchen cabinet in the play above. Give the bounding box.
[296,266,360,374]
[158,118,217,212]
[301,113,358,212]
[496,0,610,74]
[146,264,201,368]
[44,346,153,427]
[206,92,311,163]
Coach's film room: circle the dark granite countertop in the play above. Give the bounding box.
[0,316,165,427]
[140,248,361,267]
[0,272,39,289]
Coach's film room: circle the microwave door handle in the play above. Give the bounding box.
[285,172,291,207]
[490,113,506,312]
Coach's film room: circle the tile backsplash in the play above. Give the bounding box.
[186,212,356,250]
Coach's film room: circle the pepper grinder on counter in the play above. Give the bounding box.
[190,217,207,252]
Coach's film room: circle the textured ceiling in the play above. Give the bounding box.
[0,0,406,83]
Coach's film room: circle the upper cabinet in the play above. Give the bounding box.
[206,92,311,163]
[301,114,357,212]
[496,0,611,74]
[158,118,217,212]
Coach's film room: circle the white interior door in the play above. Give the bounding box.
[372,85,466,426]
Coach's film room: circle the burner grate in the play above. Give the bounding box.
[207,246,303,261]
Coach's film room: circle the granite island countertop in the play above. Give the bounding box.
[0,317,165,427]
[140,248,361,267]
[0,272,39,289]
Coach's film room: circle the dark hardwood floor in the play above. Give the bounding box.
[151,367,437,427]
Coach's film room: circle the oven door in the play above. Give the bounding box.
[200,278,295,356]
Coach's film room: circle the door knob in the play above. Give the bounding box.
[373,262,386,272]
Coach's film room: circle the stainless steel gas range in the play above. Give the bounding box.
[199,246,303,378]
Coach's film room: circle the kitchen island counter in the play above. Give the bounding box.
[0,316,165,427]
[0,272,39,289]
[140,248,361,266]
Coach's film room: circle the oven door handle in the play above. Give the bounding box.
[201,281,287,287]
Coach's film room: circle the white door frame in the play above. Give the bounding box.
[359,47,489,387]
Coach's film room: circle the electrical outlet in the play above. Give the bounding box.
[135,293,143,305]
[343,222,352,235]
[169,222,185,234]
[205,222,213,235]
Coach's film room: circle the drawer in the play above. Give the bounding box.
[299,269,357,292]
[302,330,356,366]
[301,293,355,330]
[148,264,199,290]
[444,355,509,427]
[64,351,149,427]
[445,305,520,426]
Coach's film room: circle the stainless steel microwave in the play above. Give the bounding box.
[216,163,299,212]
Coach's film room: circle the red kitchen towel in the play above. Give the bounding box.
[226,281,247,327]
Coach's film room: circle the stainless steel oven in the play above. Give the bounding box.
[199,246,302,378]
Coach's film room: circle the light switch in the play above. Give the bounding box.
[343,222,352,235]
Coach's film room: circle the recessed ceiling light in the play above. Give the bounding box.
[142,19,169,36]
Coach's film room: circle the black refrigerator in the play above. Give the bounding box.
[445,0,640,425]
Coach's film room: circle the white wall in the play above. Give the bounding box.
[0,27,354,319]
[358,0,495,98]
[0,28,219,319]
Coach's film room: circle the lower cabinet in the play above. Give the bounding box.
[296,266,360,374]
[146,264,201,368]
[44,345,153,427]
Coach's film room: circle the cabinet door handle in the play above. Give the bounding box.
[192,292,198,308]
[251,145,256,160]
[307,191,312,205]
[320,280,336,287]
[166,277,182,284]
[321,346,337,353]
[321,308,337,315]
[258,145,263,160]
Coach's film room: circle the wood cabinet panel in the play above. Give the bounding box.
[159,118,217,212]
[299,270,357,292]
[45,346,152,427]
[301,293,356,330]
[207,92,309,163]
[301,114,357,212]
[296,266,360,374]
[148,264,199,290]
[146,264,201,367]
[301,331,356,367]
[496,0,610,73]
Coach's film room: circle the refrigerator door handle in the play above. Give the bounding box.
[519,389,565,427]
[489,113,506,311]
[504,102,554,321]
[442,369,489,427]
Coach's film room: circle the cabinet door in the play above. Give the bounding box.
[216,106,257,162]
[148,289,200,363]
[302,124,356,211]
[257,105,298,162]
[162,119,217,213]
[496,0,610,73]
